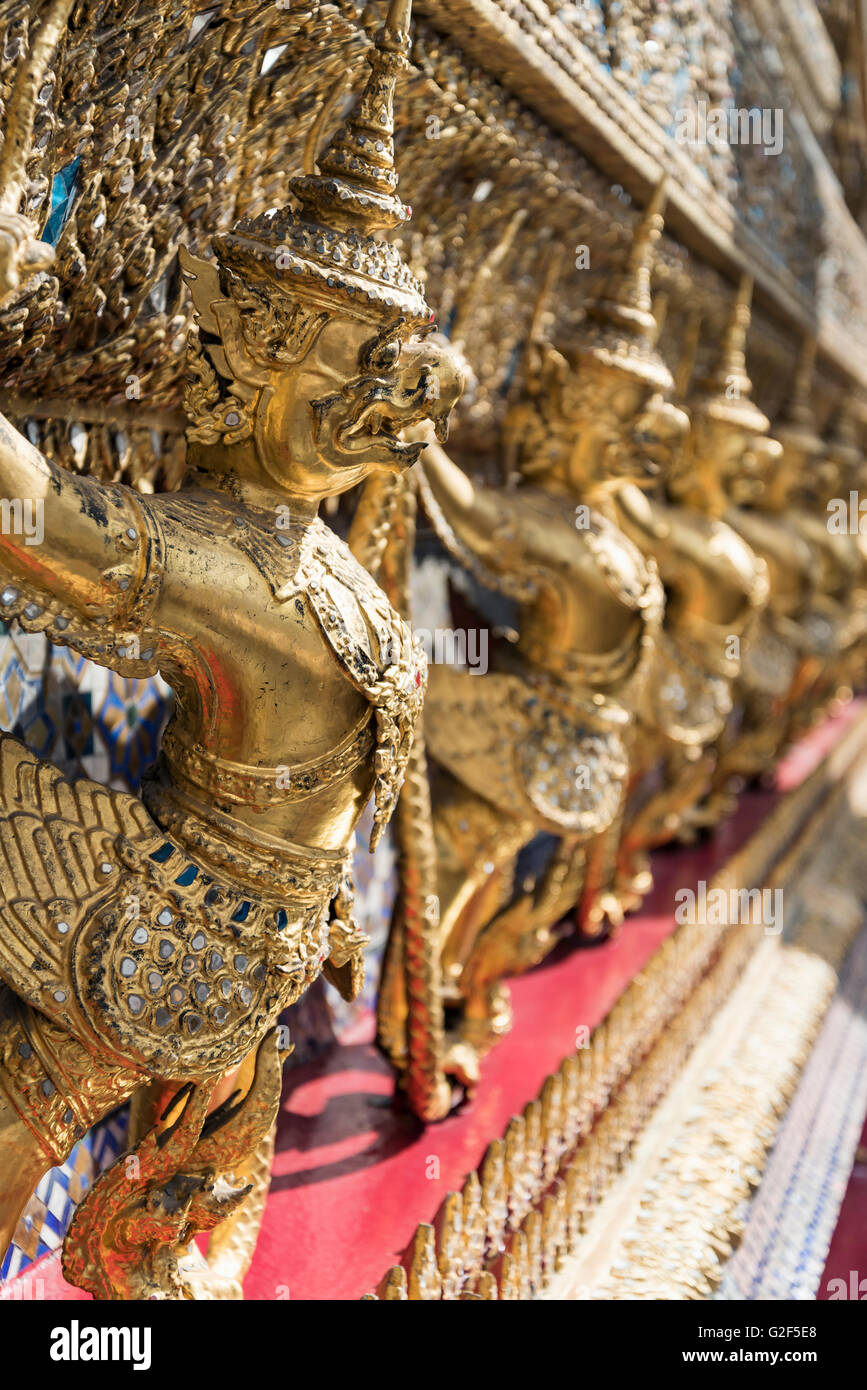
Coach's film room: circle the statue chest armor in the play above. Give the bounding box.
[153,498,426,851]
[666,512,757,626]
[728,510,810,615]
[638,508,765,746]
[518,496,663,690]
[426,499,661,837]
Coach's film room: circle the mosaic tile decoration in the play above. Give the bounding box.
[0,623,172,790]
[0,1109,128,1283]
[716,924,867,1301]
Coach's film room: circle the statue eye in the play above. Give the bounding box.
[373,339,401,370]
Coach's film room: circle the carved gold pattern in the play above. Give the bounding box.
[0,0,462,1296]
[0,0,864,1302]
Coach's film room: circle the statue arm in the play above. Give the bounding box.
[416,439,538,599]
[620,484,765,611]
[615,483,672,566]
[0,413,166,671]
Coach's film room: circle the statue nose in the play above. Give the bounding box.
[401,339,466,410]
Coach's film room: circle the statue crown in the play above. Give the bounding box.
[180,0,432,444]
[211,0,431,330]
[690,275,771,437]
[578,177,674,392]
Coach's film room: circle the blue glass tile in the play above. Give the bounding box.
[42,156,81,246]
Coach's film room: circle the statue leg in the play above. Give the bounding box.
[128,1054,277,1300]
[378,779,527,1096]
[427,767,530,983]
[0,1088,49,1258]
[619,746,714,868]
[0,986,140,1263]
[460,833,587,1050]
[577,792,630,935]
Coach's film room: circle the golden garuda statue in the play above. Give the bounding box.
[772,339,866,736]
[608,268,772,878]
[387,195,671,1083]
[0,0,461,1296]
[560,198,769,918]
[824,401,867,697]
[704,293,843,799]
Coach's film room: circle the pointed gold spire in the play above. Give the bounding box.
[450,207,528,347]
[777,335,823,456]
[825,398,863,493]
[527,244,565,346]
[827,397,861,468]
[705,274,753,399]
[641,289,690,452]
[591,176,667,339]
[691,275,769,434]
[213,0,431,327]
[793,335,817,417]
[579,176,673,391]
[674,308,701,401]
[651,290,669,348]
[291,0,414,237]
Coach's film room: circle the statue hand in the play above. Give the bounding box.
[0,211,55,305]
[402,419,437,447]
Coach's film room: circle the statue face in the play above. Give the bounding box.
[671,414,748,510]
[255,315,464,498]
[520,361,656,494]
[730,438,774,505]
[775,432,838,508]
[562,370,653,491]
[631,394,690,482]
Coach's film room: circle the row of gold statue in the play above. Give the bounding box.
[0,0,864,1298]
[377,183,867,1101]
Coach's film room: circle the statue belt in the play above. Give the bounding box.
[159,712,376,810]
[141,764,350,902]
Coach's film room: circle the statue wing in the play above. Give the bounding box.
[0,731,160,1019]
